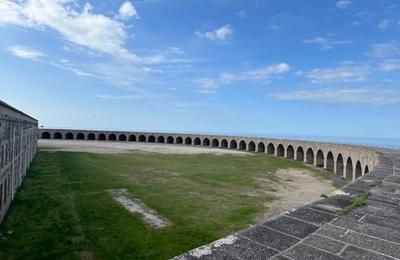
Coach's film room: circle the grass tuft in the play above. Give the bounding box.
[339,191,370,216]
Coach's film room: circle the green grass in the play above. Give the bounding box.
[339,191,370,216]
[0,151,328,260]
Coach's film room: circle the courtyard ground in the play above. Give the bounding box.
[0,141,337,259]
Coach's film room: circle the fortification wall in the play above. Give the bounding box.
[38,129,379,182]
[0,101,38,222]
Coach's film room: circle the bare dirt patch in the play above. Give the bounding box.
[108,189,170,229]
[39,140,250,155]
[254,168,337,221]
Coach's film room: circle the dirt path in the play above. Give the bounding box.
[39,140,250,155]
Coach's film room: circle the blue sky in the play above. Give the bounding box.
[1,0,400,138]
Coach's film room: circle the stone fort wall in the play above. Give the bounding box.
[38,129,379,182]
[0,101,38,222]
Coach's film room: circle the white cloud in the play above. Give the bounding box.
[196,25,233,42]
[378,19,389,31]
[270,87,400,105]
[237,10,246,18]
[0,0,136,60]
[368,43,400,58]
[379,60,400,71]
[7,45,43,60]
[117,1,139,21]
[307,65,370,83]
[336,0,352,9]
[304,36,351,50]
[195,63,290,94]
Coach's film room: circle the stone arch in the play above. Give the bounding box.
[326,152,334,171]
[157,136,165,143]
[248,141,256,152]
[129,135,136,142]
[286,145,294,159]
[212,138,219,147]
[258,142,265,153]
[336,154,344,176]
[239,140,247,150]
[41,132,50,139]
[365,165,369,175]
[98,133,106,141]
[306,148,314,165]
[77,133,85,140]
[148,135,156,143]
[167,136,174,144]
[108,134,116,141]
[139,135,146,142]
[230,140,237,149]
[119,134,127,141]
[88,133,96,140]
[355,161,362,179]
[316,150,324,168]
[54,132,62,139]
[221,139,228,148]
[346,157,353,181]
[277,144,284,157]
[185,137,192,145]
[194,138,201,145]
[267,143,275,154]
[296,147,304,162]
[65,132,74,140]
[203,138,210,146]
[176,136,183,144]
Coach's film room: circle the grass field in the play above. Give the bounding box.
[0,150,333,260]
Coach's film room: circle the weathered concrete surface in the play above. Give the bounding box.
[38,128,379,182]
[0,101,37,223]
[173,153,400,259]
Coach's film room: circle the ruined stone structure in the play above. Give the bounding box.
[0,101,37,222]
[39,129,378,182]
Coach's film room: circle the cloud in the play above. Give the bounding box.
[7,45,43,60]
[117,1,139,21]
[270,87,400,105]
[304,36,351,50]
[336,0,352,9]
[195,24,233,43]
[307,65,370,83]
[379,60,400,71]
[94,94,144,100]
[0,0,136,60]
[378,19,389,31]
[368,43,400,58]
[195,63,290,94]
[237,10,246,18]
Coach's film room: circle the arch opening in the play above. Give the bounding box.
[257,142,265,153]
[77,133,85,140]
[296,147,304,162]
[277,144,284,157]
[129,135,136,142]
[326,152,334,171]
[239,141,246,150]
[176,136,183,144]
[65,133,74,140]
[212,138,219,147]
[194,138,201,146]
[108,134,116,141]
[336,154,344,176]
[185,137,192,145]
[306,148,314,165]
[203,138,210,146]
[248,141,256,152]
[355,161,362,179]
[41,132,50,139]
[267,143,275,154]
[148,135,156,143]
[221,139,228,148]
[167,136,174,144]
[365,165,369,175]
[286,145,294,159]
[98,134,106,141]
[88,133,96,140]
[316,150,324,168]
[54,132,62,139]
[230,140,237,149]
[139,135,146,142]
[157,136,165,143]
[119,134,127,141]
[346,157,353,181]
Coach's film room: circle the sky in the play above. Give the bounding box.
[1,0,400,139]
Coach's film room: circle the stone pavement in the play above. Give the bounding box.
[174,153,400,259]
